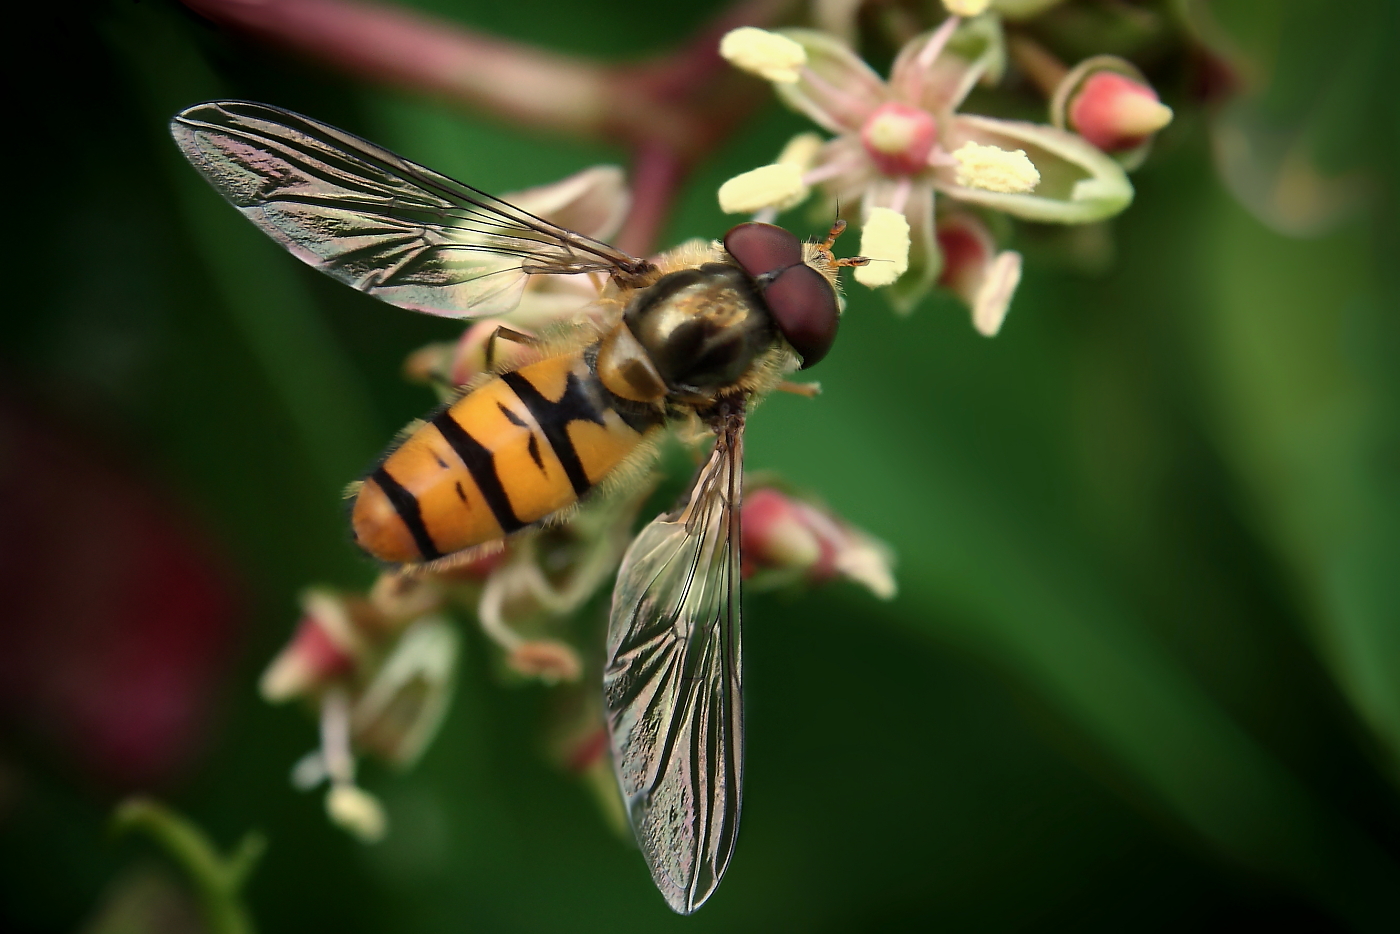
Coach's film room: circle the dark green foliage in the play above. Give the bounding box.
[1,1,1396,931]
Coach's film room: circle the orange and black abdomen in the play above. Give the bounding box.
[353,349,661,564]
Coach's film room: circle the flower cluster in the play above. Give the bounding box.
[718,3,1172,332]
[261,487,657,841]
[265,166,896,840]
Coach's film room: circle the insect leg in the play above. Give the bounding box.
[775,381,822,398]
[484,325,537,370]
[818,218,847,251]
[814,218,869,267]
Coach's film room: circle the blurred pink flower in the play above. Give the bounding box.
[0,401,238,787]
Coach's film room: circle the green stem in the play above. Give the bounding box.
[112,798,265,934]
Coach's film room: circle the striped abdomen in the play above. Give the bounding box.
[353,349,659,564]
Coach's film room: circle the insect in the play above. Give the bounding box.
[172,100,866,913]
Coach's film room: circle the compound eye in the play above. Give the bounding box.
[724,222,802,279]
[764,263,839,369]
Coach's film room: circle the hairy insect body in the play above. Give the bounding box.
[355,246,804,569]
[353,351,660,564]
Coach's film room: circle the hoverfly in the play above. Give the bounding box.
[172,100,866,913]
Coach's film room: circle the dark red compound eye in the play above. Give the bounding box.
[723,222,803,279]
[761,264,838,368]
[723,222,839,369]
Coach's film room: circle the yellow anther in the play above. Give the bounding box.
[951,142,1041,193]
[777,132,825,172]
[718,163,807,214]
[943,0,991,15]
[854,207,911,287]
[719,27,808,84]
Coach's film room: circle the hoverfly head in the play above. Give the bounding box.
[723,222,840,370]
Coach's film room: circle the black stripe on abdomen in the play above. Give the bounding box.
[431,409,525,534]
[371,467,443,561]
[501,370,604,497]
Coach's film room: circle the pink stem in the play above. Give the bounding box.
[617,143,685,257]
[888,177,913,215]
[180,0,799,249]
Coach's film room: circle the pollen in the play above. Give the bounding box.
[326,783,387,843]
[720,27,807,84]
[943,0,991,15]
[854,208,911,288]
[718,163,807,214]
[951,142,1041,193]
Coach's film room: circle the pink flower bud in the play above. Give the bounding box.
[936,213,1023,337]
[260,605,357,703]
[1068,71,1173,153]
[742,486,896,599]
[741,487,822,573]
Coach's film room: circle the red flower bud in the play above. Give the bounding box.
[937,213,1023,337]
[260,591,360,703]
[742,486,895,598]
[1068,71,1173,153]
[742,487,822,574]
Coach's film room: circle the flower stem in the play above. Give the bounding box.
[1007,33,1069,99]
[112,797,265,934]
[177,0,798,258]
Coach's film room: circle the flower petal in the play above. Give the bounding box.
[501,165,630,241]
[326,784,387,842]
[936,115,1133,222]
[944,0,991,15]
[935,212,1021,334]
[890,16,1006,114]
[350,618,458,768]
[971,250,1022,336]
[806,134,878,205]
[773,29,888,134]
[811,0,866,43]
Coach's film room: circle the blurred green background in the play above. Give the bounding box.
[2,0,1397,930]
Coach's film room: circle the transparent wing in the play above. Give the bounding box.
[604,408,745,915]
[170,100,650,318]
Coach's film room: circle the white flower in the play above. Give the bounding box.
[716,19,1133,318]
